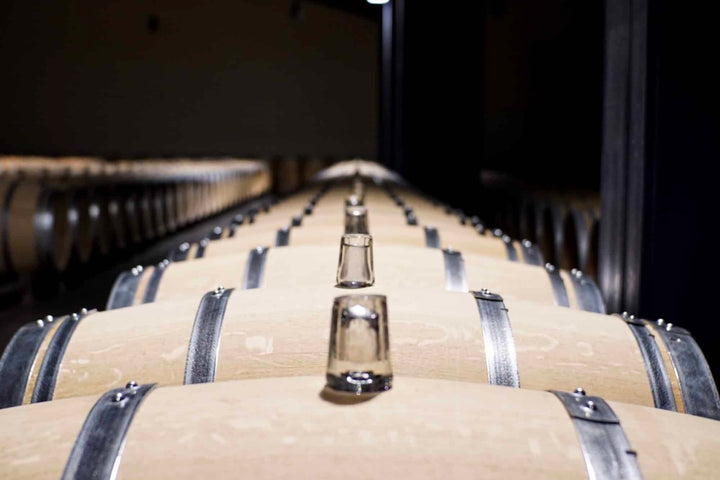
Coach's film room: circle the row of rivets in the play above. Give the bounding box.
[35,309,87,328]
[111,381,141,402]
[621,311,675,332]
[573,387,598,413]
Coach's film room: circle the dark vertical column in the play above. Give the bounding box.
[379,2,394,166]
[600,0,649,313]
[622,0,649,315]
[600,0,720,374]
[639,0,720,374]
[599,0,633,313]
[390,0,405,174]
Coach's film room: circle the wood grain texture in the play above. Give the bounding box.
[612,400,717,478]
[53,303,197,400]
[0,394,98,480]
[3,377,716,480]
[115,378,590,480]
[505,297,653,406]
[31,285,655,407]
[151,245,565,308]
[197,211,510,262]
[463,252,557,305]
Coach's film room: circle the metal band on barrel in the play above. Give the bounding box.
[652,321,720,420]
[275,227,290,247]
[552,390,644,480]
[60,383,156,480]
[501,235,519,262]
[242,246,268,289]
[105,267,145,310]
[442,248,468,292]
[519,239,544,266]
[171,242,191,261]
[472,290,520,387]
[209,226,223,240]
[569,269,606,314]
[0,319,53,408]
[184,287,234,384]
[32,311,89,403]
[618,314,676,411]
[141,260,170,304]
[195,238,210,258]
[544,263,570,307]
[424,226,440,248]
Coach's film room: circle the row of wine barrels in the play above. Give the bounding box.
[123,178,601,314]
[1,377,718,479]
[108,179,604,312]
[1,285,717,418]
[269,157,335,194]
[170,186,545,267]
[111,241,603,312]
[484,184,601,279]
[2,160,717,480]
[0,157,271,279]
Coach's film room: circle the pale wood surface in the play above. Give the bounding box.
[506,297,653,406]
[53,303,197,401]
[182,183,518,261]
[612,400,718,478]
[35,285,654,407]
[117,378,589,480]
[2,377,717,480]
[0,394,98,480]
[152,245,566,308]
[463,251,557,305]
[194,212,512,262]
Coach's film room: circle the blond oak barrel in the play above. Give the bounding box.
[2,286,716,416]
[181,220,531,265]
[1,377,719,480]
[115,244,602,312]
[272,158,301,193]
[1,179,74,274]
[178,186,544,266]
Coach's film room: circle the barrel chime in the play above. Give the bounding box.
[0,156,271,281]
[1,159,718,479]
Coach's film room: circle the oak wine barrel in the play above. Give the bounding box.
[0,377,718,480]
[1,179,73,275]
[110,243,604,312]
[1,286,716,417]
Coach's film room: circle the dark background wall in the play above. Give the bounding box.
[0,0,378,158]
[485,0,603,190]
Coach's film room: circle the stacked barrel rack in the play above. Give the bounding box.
[0,157,271,294]
[482,176,600,280]
[1,160,718,479]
